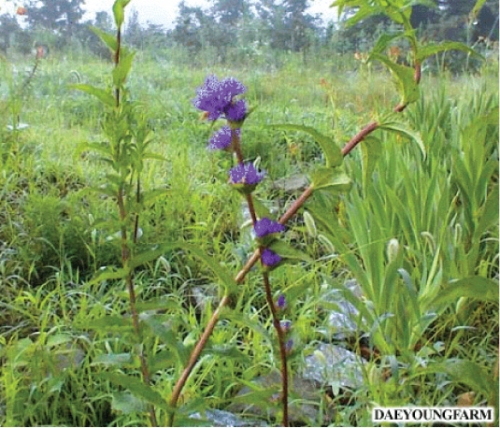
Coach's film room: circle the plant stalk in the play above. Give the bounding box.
[168,58,423,422]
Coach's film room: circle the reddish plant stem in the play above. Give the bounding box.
[118,188,158,427]
[262,268,289,426]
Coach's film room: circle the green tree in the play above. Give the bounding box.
[172,1,211,53]
[255,0,318,51]
[25,0,85,38]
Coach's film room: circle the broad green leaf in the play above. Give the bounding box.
[433,277,499,308]
[90,26,117,52]
[71,84,115,108]
[379,120,426,157]
[310,167,351,191]
[101,372,173,412]
[180,243,238,294]
[270,124,342,168]
[371,53,420,106]
[416,41,483,63]
[92,352,135,367]
[113,51,135,87]
[268,240,312,263]
[112,391,147,414]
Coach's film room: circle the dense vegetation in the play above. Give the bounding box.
[0,0,498,426]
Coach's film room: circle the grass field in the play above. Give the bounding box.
[0,47,498,426]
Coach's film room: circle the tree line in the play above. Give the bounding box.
[0,0,498,60]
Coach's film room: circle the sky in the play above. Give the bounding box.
[0,0,338,29]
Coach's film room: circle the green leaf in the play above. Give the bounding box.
[270,124,342,168]
[379,120,426,157]
[223,310,271,342]
[310,167,351,191]
[430,359,493,396]
[433,277,499,308]
[180,243,238,294]
[112,391,147,414]
[148,350,176,373]
[416,42,484,63]
[90,26,117,52]
[113,51,135,87]
[142,188,170,205]
[252,198,272,219]
[371,53,420,106]
[136,297,180,313]
[129,243,178,270]
[87,267,128,285]
[475,185,499,240]
[360,135,382,188]
[202,345,251,365]
[470,0,488,20]
[101,372,173,412]
[112,0,131,27]
[371,32,405,56]
[268,240,312,263]
[81,315,133,334]
[92,352,135,368]
[71,84,115,108]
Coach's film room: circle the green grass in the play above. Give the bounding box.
[0,46,498,426]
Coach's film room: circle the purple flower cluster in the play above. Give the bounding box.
[208,126,237,151]
[254,218,285,238]
[229,162,266,186]
[193,75,247,122]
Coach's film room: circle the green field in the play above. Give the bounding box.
[0,46,498,426]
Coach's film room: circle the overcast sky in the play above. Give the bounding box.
[1,0,338,28]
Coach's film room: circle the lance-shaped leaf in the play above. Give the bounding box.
[90,26,117,53]
[129,243,178,271]
[378,119,426,157]
[470,0,488,21]
[87,267,128,285]
[112,0,131,28]
[310,167,351,192]
[416,41,484,63]
[112,392,147,414]
[371,32,406,56]
[360,135,382,187]
[113,51,135,87]
[71,84,115,108]
[371,53,420,106]
[180,243,238,294]
[268,240,312,263]
[270,124,342,168]
[432,276,499,309]
[100,372,174,412]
